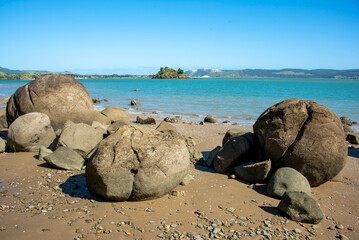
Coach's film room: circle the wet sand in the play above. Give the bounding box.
[0,114,358,239]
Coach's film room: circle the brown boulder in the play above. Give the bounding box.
[6,74,95,130]
[253,99,347,186]
[101,107,131,123]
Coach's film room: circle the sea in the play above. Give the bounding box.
[1,77,358,132]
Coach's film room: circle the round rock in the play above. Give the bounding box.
[86,125,190,201]
[267,167,311,198]
[253,98,347,186]
[7,112,56,152]
[6,74,95,130]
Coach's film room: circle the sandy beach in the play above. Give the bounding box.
[0,112,358,240]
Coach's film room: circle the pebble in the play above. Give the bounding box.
[226,207,235,213]
[339,234,350,240]
[294,228,302,234]
[336,224,344,230]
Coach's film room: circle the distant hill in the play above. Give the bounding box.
[186,68,359,79]
[185,68,222,77]
[152,67,190,79]
[0,66,51,75]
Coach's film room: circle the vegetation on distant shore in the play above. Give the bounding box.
[152,67,190,79]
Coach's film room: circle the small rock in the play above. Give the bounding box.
[136,116,156,125]
[226,207,235,213]
[204,115,218,123]
[130,100,140,106]
[181,174,194,186]
[339,234,350,240]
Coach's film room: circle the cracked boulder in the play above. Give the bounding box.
[86,125,190,201]
[253,98,347,186]
[6,74,97,130]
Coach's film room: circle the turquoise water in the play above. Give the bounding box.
[1,78,359,128]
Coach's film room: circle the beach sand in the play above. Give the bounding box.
[0,113,358,239]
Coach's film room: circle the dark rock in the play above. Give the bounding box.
[136,116,156,125]
[44,146,85,170]
[213,132,255,173]
[86,125,190,201]
[206,146,221,168]
[267,167,311,198]
[346,133,359,144]
[130,100,140,106]
[278,191,324,224]
[6,74,96,130]
[56,121,103,158]
[222,129,247,146]
[204,115,218,123]
[234,159,271,183]
[253,98,347,186]
[101,107,131,124]
[340,116,352,126]
[92,98,108,104]
[156,121,178,134]
[7,112,56,152]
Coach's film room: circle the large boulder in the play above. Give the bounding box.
[6,74,96,130]
[7,112,56,152]
[57,121,104,159]
[101,107,131,123]
[222,129,247,146]
[86,125,190,201]
[278,191,324,224]
[253,99,347,186]
[267,167,311,198]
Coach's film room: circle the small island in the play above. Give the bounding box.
[152,67,190,79]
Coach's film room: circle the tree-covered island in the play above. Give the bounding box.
[152,67,190,79]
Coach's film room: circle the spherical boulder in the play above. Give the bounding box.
[86,125,190,201]
[7,112,56,152]
[6,74,95,130]
[253,98,347,186]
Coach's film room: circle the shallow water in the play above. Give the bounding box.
[1,77,359,130]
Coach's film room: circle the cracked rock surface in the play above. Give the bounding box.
[254,98,347,186]
[6,74,96,130]
[86,125,190,201]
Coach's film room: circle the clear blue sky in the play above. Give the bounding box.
[1,0,359,74]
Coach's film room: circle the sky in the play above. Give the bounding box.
[1,0,359,75]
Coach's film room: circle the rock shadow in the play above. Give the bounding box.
[348,147,359,158]
[259,206,280,216]
[59,173,109,202]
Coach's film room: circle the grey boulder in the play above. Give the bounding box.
[44,146,85,170]
[234,159,271,183]
[278,191,324,224]
[267,167,311,198]
[7,112,56,152]
[86,125,190,201]
[253,98,347,186]
[57,121,104,158]
[38,145,53,161]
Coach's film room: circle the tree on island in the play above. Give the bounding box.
[152,67,190,79]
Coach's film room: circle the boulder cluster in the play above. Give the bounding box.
[2,74,196,201]
[206,98,348,224]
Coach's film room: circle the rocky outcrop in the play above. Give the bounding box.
[234,159,271,183]
[253,99,347,186]
[267,167,311,198]
[278,191,324,224]
[86,125,190,201]
[56,121,103,159]
[7,112,56,152]
[44,146,85,170]
[6,74,96,130]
